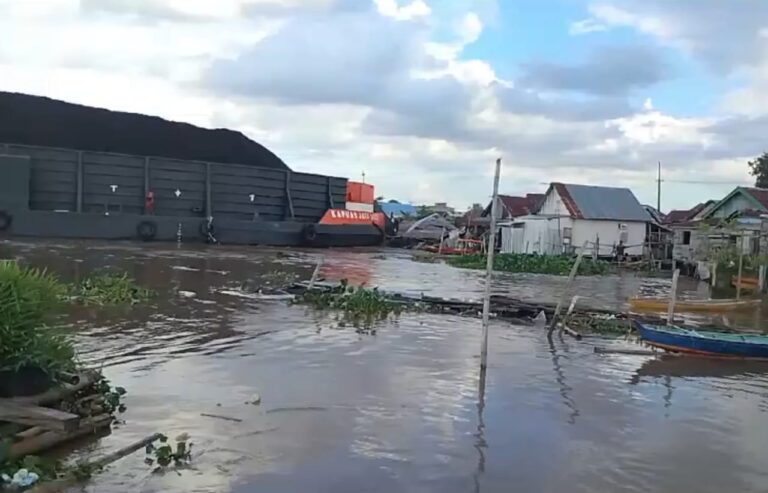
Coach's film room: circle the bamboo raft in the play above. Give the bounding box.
[0,371,114,461]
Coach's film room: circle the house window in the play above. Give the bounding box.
[683,231,691,245]
[562,227,572,239]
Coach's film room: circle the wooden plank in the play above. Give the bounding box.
[0,400,80,432]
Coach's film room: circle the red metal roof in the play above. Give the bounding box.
[552,183,583,218]
[743,187,768,209]
[499,195,541,217]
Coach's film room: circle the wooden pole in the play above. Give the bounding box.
[308,258,323,290]
[26,433,163,493]
[480,158,502,371]
[558,295,580,337]
[737,235,745,300]
[711,261,718,288]
[548,241,588,337]
[438,227,445,254]
[760,265,767,294]
[667,269,680,326]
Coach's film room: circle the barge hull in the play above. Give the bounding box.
[0,145,383,248]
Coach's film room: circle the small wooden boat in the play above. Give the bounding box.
[731,276,759,291]
[634,321,768,359]
[629,297,761,313]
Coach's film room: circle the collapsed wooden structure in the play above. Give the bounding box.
[0,371,114,461]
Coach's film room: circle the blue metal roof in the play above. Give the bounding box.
[563,183,651,222]
[380,202,417,217]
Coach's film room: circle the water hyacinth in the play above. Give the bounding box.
[71,272,153,306]
[448,253,611,276]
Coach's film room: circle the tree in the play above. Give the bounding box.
[748,152,768,188]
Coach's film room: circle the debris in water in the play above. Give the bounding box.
[200,413,243,423]
[178,290,197,298]
[246,393,262,406]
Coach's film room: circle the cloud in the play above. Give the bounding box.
[568,18,607,35]
[519,44,670,96]
[203,4,483,143]
[79,0,253,21]
[497,86,633,121]
[588,1,768,73]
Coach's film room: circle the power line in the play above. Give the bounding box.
[663,179,751,185]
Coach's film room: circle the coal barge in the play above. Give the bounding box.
[0,92,389,247]
[0,143,386,247]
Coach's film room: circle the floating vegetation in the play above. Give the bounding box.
[145,434,193,471]
[71,272,153,306]
[448,253,611,276]
[0,261,76,380]
[299,280,403,330]
[569,314,633,335]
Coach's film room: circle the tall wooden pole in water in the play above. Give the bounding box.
[480,158,502,371]
[667,269,680,325]
[737,234,745,300]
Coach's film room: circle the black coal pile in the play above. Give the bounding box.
[0,92,289,170]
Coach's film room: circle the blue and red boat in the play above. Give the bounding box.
[634,321,768,359]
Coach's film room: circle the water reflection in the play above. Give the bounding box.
[1,239,767,493]
[548,338,580,425]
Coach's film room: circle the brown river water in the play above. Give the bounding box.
[3,239,768,493]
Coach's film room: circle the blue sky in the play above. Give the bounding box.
[0,0,763,212]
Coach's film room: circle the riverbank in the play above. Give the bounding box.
[2,239,767,493]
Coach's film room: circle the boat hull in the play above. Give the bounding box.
[1,210,383,247]
[629,297,761,313]
[634,321,768,359]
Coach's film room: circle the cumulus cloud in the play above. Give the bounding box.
[519,44,670,95]
[587,1,768,73]
[0,0,761,210]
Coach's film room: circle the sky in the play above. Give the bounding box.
[0,0,764,212]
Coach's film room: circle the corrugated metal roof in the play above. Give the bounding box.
[557,183,651,221]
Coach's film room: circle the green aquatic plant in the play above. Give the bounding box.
[145,434,192,470]
[71,272,153,306]
[301,280,402,329]
[447,253,611,276]
[0,261,76,376]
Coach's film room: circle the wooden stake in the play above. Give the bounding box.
[26,433,163,493]
[760,265,767,293]
[558,295,580,337]
[438,227,445,255]
[737,235,745,300]
[667,269,680,325]
[711,261,718,287]
[480,158,502,371]
[308,258,323,290]
[548,241,588,337]
[594,347,661,356]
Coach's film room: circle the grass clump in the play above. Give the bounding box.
[301,280,402,330]
[448,253,611,276]
[0,261,76,376]
[71,272,153,306]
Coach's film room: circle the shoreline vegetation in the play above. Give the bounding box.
[0,261,153,490]
[446,253,612,276]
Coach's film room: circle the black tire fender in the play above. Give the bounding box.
[303,224,318,243]
[0,211,11,232]
[137,220,158,241]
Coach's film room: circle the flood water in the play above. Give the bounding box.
[4,239,768,493]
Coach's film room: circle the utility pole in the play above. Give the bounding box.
[656,162,662,212]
